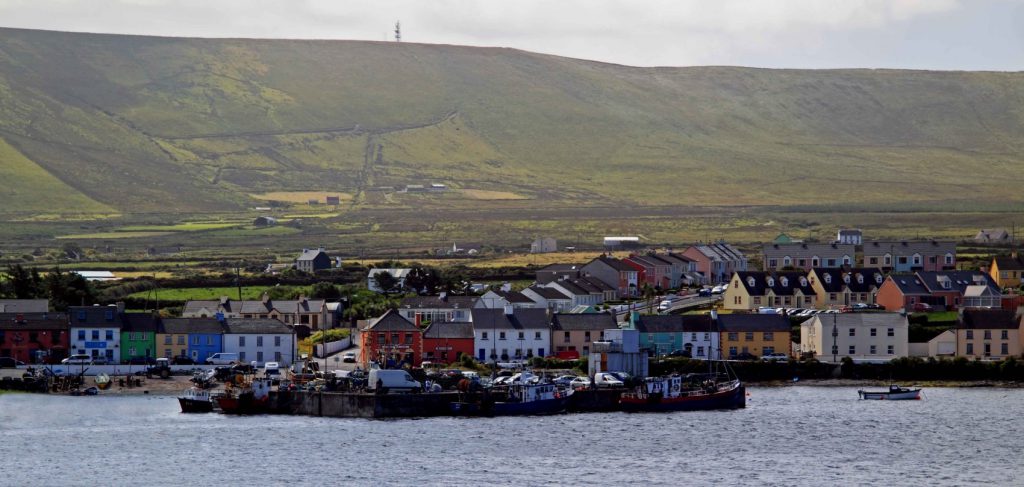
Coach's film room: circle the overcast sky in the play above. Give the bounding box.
[0,0,1021,70]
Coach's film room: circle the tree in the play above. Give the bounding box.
[372,271,400,295]
[44,267,95,311]
[5,264,39,299]
[309,282,341,300]
[404,266,442,295]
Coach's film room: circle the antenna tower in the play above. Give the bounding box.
[394,21,401,42]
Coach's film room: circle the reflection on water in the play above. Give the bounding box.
[1,387,1021,486]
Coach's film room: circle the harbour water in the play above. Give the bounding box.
[1,386,1022,486]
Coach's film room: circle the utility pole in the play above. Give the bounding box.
[394,21,401,42]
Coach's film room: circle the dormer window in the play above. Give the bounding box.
[767,277,775,287]
[780,276,789,287]
[824,274,832,284]
[875,274,883,284]
[883,254,891,266]
[799,277,808,287]
[945,253,954,265]
[783,256,791,267]
[746,276,756,288]
[843,255,852,266]
[812,257,820,267]
[912,253,922,265]
[843,274,851,284]
[856,274,864,284]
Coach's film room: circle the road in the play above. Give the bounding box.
[611,293,722,320]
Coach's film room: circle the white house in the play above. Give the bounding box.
[398,294,477,325]
[521,286,573,312]
[530,237,558,253]
[367,268,411,293]
[68,305,123,363]
[800,313,909,363]
[477,289,538,309]
[222,318,296,366]
[471,308,551,363]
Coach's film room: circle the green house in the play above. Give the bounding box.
[120,313,159,363]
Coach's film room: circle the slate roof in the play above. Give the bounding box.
[635,314,714,333]
[863,240,956,256]
[590,256,638,272]
[68,306,123,327]
[223,318,293,334]
[0,312,69,331]
[539,263,584,272]
[182,297,324,316]
[958,309,1020,330]
[627,254,673,268]
[471,308,550,330]
[886,274,930,295]
[763,243,855,261]
[691,243,745,262]
[994,255,1024,271]
[551,313,617,331]
[493,290,536,304]
[296,248,328,262]
[717,314,791,332]
[160,318,226,335]
[121,313,160,333]
[526,286,571,300]
[363,309,419,332]
[916,271,998,294]
[734,271,814,297]
[811,268,885,293]
[422,322,475,339]
[399,295,478,309]
[0,299,49,313]
[805,312,908,330]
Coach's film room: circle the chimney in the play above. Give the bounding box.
[15,313,24,323]
[115,301,125,313]
[439,291,447,302]
[503,304,514,315]
[415,313,422,327]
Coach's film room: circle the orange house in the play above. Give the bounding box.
[361,309,423,367]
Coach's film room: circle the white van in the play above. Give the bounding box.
[658,300,673,311]
[205,353,240,365]
[367,369,422,393]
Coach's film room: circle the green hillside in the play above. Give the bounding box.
[1,27,1023,216]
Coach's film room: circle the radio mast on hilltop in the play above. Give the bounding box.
[394,21,401,42]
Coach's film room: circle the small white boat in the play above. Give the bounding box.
[858,385,921,400]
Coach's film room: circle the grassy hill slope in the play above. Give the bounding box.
[0,27,1022,215]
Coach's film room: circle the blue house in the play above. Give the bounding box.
[634,314,718,359]
[160,317,224,363]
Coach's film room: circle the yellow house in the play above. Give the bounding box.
[717,313,792,358]
[724,271,816,311]
[989,255,1024,289]
[155,330,189,359]
[956,309,1023,359]
[807,268,885,309]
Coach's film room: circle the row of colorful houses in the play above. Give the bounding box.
[0,304,296,366]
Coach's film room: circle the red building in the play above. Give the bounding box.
[0,313,70,364]
[361,309,423,367]
[421,321,475,365]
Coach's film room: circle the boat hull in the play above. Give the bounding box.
[216,394,270,414]
[178,397,214,413]
[858,389,921,400]
[451,396,571,416]
[620,384,746,412]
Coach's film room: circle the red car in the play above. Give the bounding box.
[912,303,933,312]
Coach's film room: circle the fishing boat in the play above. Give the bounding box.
[217,378,272,414]
[69,386,99,396]
[451,374,572,416]
[857,385,922,400]
[95,373,112,390]
[619,373,746,412]
[178,387,214,413]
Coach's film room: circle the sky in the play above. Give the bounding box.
[0,0,1021,70]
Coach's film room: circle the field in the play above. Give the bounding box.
[250,192,353,204]
[127,286,311,301]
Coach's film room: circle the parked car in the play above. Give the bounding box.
[552,375,577,386]
[853,303,870,309]
[342,351,357,363]
[762,353,789,362]
[0,357,26,368]
[668,349,692,358]
[568,377,591,389]
[698,288,713,297]
[730,352,758,361]
[658,300,673,312]
[263,361,281,377]
[594,372,625,388]
[171,355,195,365]
[711,285,726,294]
[62,354,92,365]
[913,303,933,312]
[91,356,110,365]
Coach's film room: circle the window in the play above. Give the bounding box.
[966,343,974,355]
[239,352,246,361]
[697,346,704,356]
[275,336,281,347]
[830,293,837,301]
[128,347,137,357]
[984,343,991,356]
[207,336,214,346]
[257,336,264,347]
[869,345,876,354]
[584,331,591,341]
[239,336,246,346]
[78,330,86,341]
[870,328,877,337]
[177,336,185,345]
[848,345,856,355]
[887,345,894,355]
[768,259,777,268]
[256,351,264,363]
[827,259,836,267]
[499,332,507,340]
[728,332,739,341]
[1001,330,1009,340]
[518,332,525,340]
[192,336,199,345]
[165,348,171,358]
[391,333,399,343]
[965,329,974,339]
[887,328,894,337]
[869,257,878,265]
[481,332,489,340]
[535,331,541,340]
[983,330,991,340]
[945,254,954,265]
[92,330,99,340]
[105,330,113,340]
[763,332,774,341]
[1000,343,1009,355]
[564,332,570,343]
[763,346,774,355]
[729,346,737,357]
[744,332,754,341]
[753,297,761,305]
[275,352,282,362]
[704,333,710,340]
[849,328,856,337]
[405,333,412,344]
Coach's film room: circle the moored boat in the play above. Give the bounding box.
[451,375,572,416]
[858,385,921,400]
[178,387,214,413]
[619,373,746,412]
[95,373,112,390]
[217,378,272,414]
